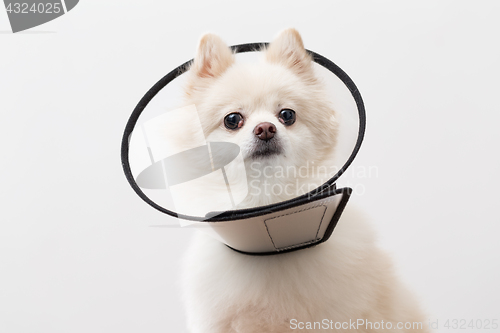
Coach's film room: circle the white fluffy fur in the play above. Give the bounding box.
[179,29,428,332]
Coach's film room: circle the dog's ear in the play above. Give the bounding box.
[191,33,234,79]
[266,28,313,78]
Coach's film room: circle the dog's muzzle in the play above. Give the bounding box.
[121,43,365,255]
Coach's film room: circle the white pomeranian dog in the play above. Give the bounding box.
[180,29,428,333]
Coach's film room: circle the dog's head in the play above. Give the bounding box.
[184,29,338,204]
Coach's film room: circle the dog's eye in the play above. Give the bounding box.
[278,109,296,126]
[224,113,244,130]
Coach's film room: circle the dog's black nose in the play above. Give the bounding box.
[254,122,276,141]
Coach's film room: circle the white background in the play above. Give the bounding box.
[1,1,499,332]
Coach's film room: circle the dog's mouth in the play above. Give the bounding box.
[249,139,283,159]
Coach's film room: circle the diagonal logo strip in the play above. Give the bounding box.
[3,0,79,33]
